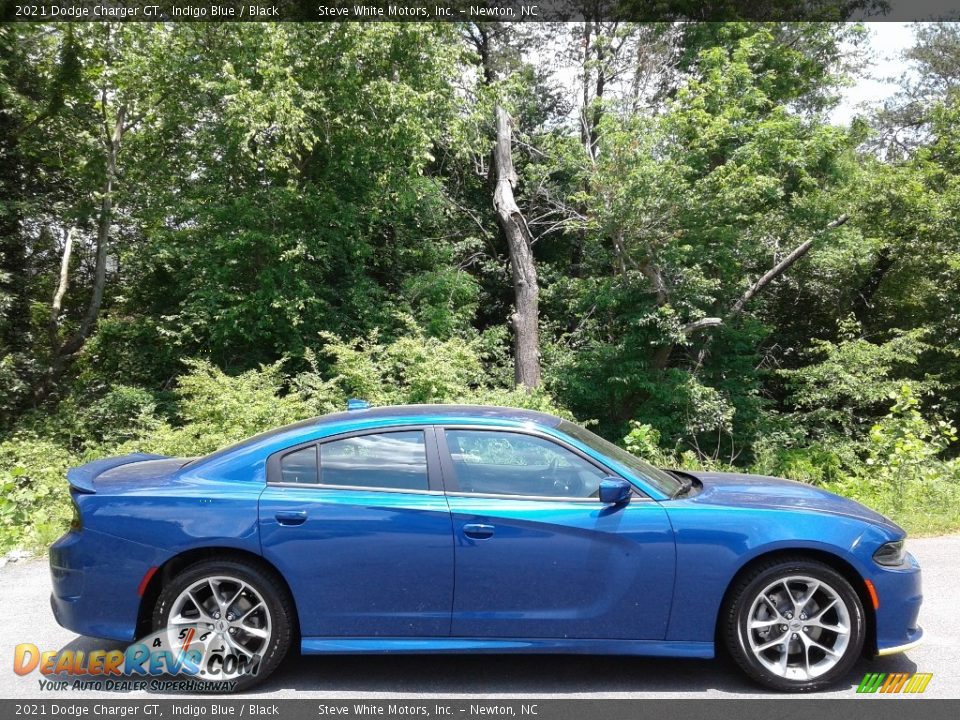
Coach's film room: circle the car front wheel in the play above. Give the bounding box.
[723,557,865,692]
[152,558,294,691]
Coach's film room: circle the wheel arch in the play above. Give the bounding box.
[715,547,877,656]
[136,547,300,640]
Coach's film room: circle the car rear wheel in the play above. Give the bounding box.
[723,558,865,692]
[152,559,294,691]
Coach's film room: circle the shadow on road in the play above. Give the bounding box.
[250,650,921,696]
[49,635,920,696]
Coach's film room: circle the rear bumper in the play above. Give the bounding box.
[49,527,162,641]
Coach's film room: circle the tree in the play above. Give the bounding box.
[492,104,541,389]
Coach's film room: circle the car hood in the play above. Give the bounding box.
[677,470,903,534]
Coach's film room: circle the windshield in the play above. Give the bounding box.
[557,420,682,496]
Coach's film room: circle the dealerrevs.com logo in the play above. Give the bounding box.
[12,625,260,692]
[857,672,933,694]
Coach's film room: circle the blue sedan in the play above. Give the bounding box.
[49,403,922,691]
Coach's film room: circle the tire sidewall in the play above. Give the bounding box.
[152,559,292,692]
[730,560,865,692]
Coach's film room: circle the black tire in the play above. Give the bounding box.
[152,558,294,692]
[722,557,865,692]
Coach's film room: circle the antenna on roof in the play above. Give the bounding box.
[347,398,370,411]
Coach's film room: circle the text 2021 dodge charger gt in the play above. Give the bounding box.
[50,404,923,691]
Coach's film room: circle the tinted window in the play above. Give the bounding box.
[280,446,318,484]
[556,420,682,496]
[444,430,608,499]
[320,431,428,491]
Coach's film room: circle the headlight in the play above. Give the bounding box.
[873,539,906,566]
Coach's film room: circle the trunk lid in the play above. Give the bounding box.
[66,453,170,494]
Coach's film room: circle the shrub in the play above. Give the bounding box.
[623,422,671,466]
[826,384,960,529]
[0,437,79,552]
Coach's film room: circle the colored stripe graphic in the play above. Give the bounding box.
[904,673,933,694]
[857,672,932,694]
[880,673,909,693]
[857,673,886,693]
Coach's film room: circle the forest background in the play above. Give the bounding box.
[2,20,959,552]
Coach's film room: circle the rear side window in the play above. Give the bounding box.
[280,446,318,484]
[319,430,429,491]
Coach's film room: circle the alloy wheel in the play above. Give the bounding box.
[745,574,851,681]
[167,575,273,668]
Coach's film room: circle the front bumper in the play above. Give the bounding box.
[871,551,923,655]
[877,629,924,656]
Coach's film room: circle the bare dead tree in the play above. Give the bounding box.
[492,104,541,390]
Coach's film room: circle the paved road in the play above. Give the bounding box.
[1,535,957,699]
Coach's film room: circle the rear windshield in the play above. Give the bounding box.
[183,417,319,469]
[557,420,682,496]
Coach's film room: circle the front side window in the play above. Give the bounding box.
[444,430,609,499]
[319,430,429,491]
[556,420,682,496]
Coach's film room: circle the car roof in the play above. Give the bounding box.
[313,404,564,428]
[182,404,567,478]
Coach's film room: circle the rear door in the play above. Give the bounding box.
[439,427,676,640]
[258,426,454,638]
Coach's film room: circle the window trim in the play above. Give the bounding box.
[435,425,650,502]
[266,425,443,494]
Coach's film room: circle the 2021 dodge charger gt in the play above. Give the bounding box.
[49,403,923,691]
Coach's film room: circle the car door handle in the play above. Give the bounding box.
[275,511,307,526]
[463,523,495,539]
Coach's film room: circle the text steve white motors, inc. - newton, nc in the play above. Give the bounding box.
[317,705,540,716]
[318,5,542,18]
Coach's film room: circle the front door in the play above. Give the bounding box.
[439,428,675,640]
[259,427,454,637]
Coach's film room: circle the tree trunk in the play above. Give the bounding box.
[38,101,126,405]
[727,214,848,320]
[492,104,541,390]
[48,227,75,349]
[852,245,895,322]
[59,102,125,358]
[650,214,849,371]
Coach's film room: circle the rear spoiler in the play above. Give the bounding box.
[66,453,167,494]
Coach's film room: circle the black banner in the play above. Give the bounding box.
[2,700,960,720]
[3,0,960,23]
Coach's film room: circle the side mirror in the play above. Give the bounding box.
[598,477,632,506]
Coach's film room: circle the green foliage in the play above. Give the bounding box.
[74,386,158,445]
[0,437,78,552]
[317,325,485,406]
[4,22,960,551]
[623,422,670,466]
[861,385,958,506]
[0,321,576,552]
[825,386,960,534]
[777,319,933,439]
[124,360,320,458]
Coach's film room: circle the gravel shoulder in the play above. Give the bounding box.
[1,535,956,699]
